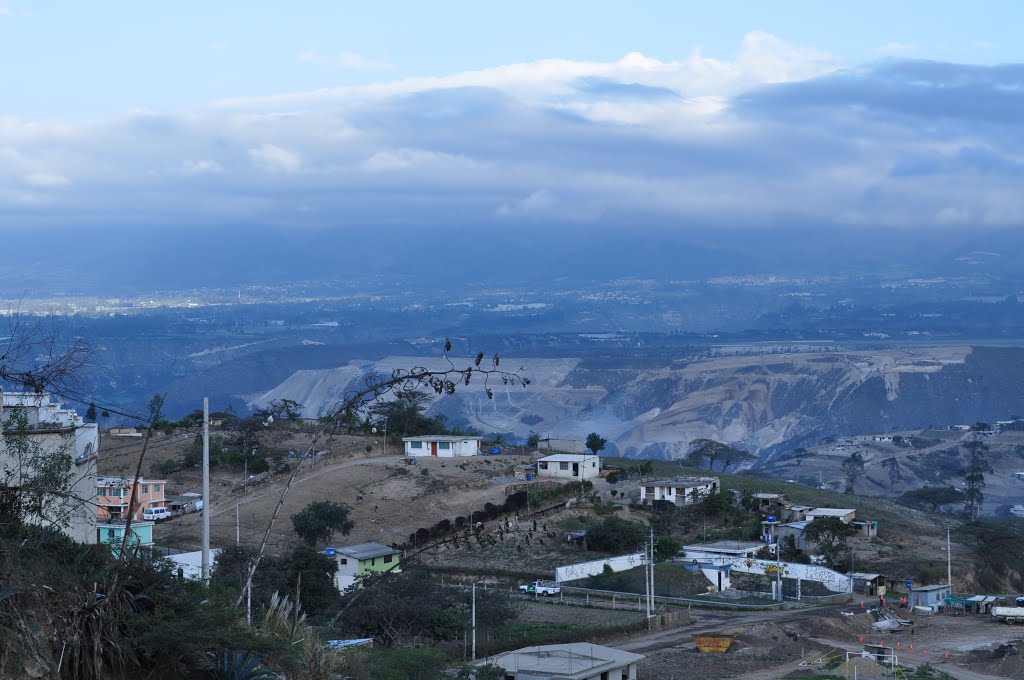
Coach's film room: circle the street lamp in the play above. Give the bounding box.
[471,580,487,661]
[370,416,388,455]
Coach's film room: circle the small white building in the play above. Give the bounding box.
[165,549,222,580]
[479,642,644,680]
[805,507,857,523]
[641,477,720,506]
[536,453,601,480]
[402,435,482,457]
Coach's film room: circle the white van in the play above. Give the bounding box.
[143,507,172,521]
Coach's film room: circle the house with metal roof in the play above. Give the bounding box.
[908,583,952,611]
[324,542,401,591]
[479,642,644,680]
[403,435,483,457]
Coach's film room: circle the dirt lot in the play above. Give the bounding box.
[131,435,545,553]
[611,598,1024,679]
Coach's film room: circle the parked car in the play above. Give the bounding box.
[143,507,172,521]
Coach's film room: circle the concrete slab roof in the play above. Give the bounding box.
[402,435,483,442]
[538,453,599,463]
[481,642,644,678]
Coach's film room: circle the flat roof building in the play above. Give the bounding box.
[480,642,644,680]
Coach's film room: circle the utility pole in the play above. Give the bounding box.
[947,526,952,594]
[776,537,783,602]
[201,397,210,583]
[650,527,656,617]
[236,503,240,546]
[472,581,478,661]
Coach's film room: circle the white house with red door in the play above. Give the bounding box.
[403,435,483,457]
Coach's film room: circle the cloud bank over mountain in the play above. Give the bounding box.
[2,32,1022,229]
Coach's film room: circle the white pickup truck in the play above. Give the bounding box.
[519,580,561,596]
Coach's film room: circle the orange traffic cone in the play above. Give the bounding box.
[860,601,865,608]
[909,644,914,654]
[858,635,864,643]
[896,642,902,651]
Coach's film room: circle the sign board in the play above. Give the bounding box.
[905,579,913,589]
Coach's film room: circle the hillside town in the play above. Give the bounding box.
[3,385,1022,679]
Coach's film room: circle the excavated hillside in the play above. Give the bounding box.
[249,346,1024,461]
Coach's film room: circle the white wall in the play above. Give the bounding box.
[537,455,600,480]
[554,552,646,582]
[686,553,853,594]
[640,480,718,505]
[404,439,480,457]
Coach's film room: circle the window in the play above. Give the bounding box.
[438,441,451,450]
[383,554,393,563]
[592,461,596,467]
[339,558,347,565]
[371,558,376,566]
[645,487,654,495]
[154,485,161,493]
[559,462,569,471]
[141,485,148,493]
[410,441,423,449]
[107,529,115,539]
[539,462,548,469]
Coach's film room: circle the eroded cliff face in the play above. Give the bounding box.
[251,346,1024,461]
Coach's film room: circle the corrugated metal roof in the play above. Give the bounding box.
[402,435,483,442]
[333,542,399,560]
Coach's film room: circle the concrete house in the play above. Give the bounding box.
[480,642,645,680]
[403,435,482,457]
[536,453,601,481]
[0,391,99,544]
[804,508,857,523]
[95,476,168,521]
[640,477,721,506]
[97,520,154,557]
[325,542,401,591]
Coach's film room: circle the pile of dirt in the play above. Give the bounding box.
[840,655,887,678]
[965,641,1024,679]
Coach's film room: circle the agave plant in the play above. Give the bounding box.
[214,650,277,680]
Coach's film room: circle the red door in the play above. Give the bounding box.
[431,442,438,456]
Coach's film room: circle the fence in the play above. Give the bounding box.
[559,585,785,610]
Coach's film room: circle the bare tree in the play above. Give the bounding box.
[234,343,530,607]
[0,308,94,394]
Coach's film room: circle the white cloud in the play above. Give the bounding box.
[248,144,301,173]
[299,49,392,70]
[0,34,1020,229]
[879,41,918,55]
[181,159,224,174]
[24,172,69,188]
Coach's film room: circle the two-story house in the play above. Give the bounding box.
[640,477,720,506]
[324,542,402,591]
[96,476,168,521]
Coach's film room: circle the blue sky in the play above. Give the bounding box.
[2,1,1023,228]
